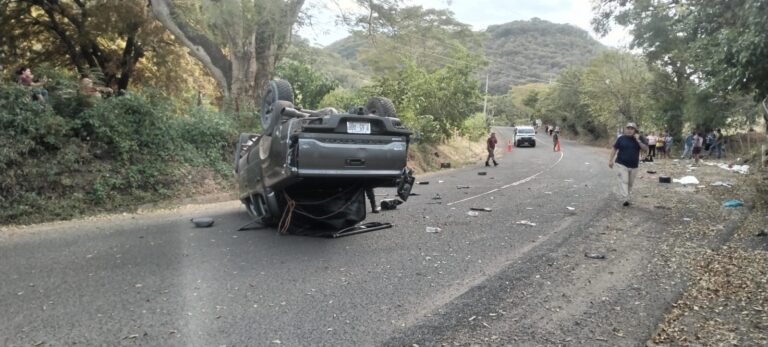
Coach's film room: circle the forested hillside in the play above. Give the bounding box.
[322,18,605,94]
[483,18,605,94]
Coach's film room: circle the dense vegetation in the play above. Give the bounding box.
[323,18,606,95]
[0,77,238,224]
[483,19,605,94]
[0,0,765,224]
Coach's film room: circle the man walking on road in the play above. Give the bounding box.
[485,132,498,167]
[553,131,560,152]
[608,123,649,207]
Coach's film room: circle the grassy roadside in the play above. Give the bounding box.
[639,160,768,346]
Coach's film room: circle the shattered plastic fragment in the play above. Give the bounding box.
[467,211,479,217]
[711,181,733,188]
[673,176,699,185]
[426,227,442,233]
[516,220,536,226]
[585,253,606,260]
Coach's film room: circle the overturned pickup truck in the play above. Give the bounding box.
[234,80,415,234]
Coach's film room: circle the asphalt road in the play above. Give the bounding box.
[2,128,676,346]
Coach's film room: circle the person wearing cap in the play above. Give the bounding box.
[608,122,649,207]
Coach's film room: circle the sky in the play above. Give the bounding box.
[297,0,631,48]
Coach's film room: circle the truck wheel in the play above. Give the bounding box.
[366,96,397,118]
[245,194,281,227]
[261,80,294,136]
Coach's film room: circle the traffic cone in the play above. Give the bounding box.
[507,140,513,152]
[555,140,561,152]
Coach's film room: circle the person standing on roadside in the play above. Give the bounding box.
[655,134,666,160]
[711,129,724,159]
[646,132,657,160]
[692,131,704,165]
[665,132,673,157]
[608,123,649,207]
[681,131,694,159]
[16,66,49,102]
[553,130,560,152]
[485,132,498,167]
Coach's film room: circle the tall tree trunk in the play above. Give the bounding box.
[149,0,304,111]
[229,35,259,112]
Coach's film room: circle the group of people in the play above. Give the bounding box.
[14,66,113,103]
[643,131,674,160]
[544,124,560,136]
[681,129,725,161]
[610,123,729,207]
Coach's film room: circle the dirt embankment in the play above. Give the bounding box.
[407,137,487,174]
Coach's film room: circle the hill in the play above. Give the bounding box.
[483,18,605,94]
[319,18,606,94]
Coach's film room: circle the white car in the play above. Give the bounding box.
[514,126,537,147]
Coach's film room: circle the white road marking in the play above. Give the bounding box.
[447,150,565,206]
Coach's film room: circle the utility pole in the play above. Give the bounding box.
[483,72,489,126]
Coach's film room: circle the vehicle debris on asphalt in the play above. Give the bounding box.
[467,211,479,217]
[470,207,492,212]
[457,185,471,189]
[380,199,403,210]
[584,253,607,260]
[191,217,214,228]
[426,226,442,233]
[478,172,487,176]
[711,181,734,188]
[516,220,537,226]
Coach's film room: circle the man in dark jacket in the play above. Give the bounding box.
[485,132,498,167]
[608,122,649,207]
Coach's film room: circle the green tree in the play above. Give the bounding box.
[593,0,768,130]
[0,0,163,90]
[275,59,339,109]
[149,0,305,110]
[580,51,653,133]
[522,90,540,120]
[540,67,603,139]
[367,53,482,143]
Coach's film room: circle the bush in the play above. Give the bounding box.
[460,113,490,141]
[0,80,239,224]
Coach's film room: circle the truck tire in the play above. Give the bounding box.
[261,80,294,136]
[366,96,397,118]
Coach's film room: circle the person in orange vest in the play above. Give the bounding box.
[485,132,499,167]
[553,130,560,152]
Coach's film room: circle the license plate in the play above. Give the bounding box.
[347,122,371,134]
